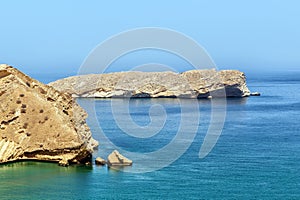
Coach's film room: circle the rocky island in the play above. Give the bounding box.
[49,69,251,98]
[0,64,98,166]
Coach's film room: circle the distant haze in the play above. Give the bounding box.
[1,0,299,76]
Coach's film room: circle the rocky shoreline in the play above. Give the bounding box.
[49,69,251,98]
[0,65,254,167]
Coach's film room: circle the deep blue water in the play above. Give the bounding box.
[0,71,300,199]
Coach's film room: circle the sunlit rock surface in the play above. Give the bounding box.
[0,64,98,165]
[49,69,250,98]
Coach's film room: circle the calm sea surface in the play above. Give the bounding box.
[0,71,300,199]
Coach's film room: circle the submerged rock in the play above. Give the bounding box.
[0,64,98,166]
[107,150,132,166]
[49,69,251,98]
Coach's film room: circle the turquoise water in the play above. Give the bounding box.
[1,71,300,199]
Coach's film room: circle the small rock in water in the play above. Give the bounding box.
[95,157,106,165]
[107,150,132,166]
[58,159,69,167]
[250,92,261,96]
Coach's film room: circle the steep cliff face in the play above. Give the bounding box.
[181,69,251,97]
[49,69,250,98]
[0,64,98,165]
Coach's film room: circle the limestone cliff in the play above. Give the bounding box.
[49,69,250,98]
[0,64,98,165]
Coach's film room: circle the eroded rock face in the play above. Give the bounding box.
[49,69,250,98]
[0,64,98,165]
[107,150,132,166]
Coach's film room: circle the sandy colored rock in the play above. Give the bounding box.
[49,69,251,98]
[107,150,132,166]
[250,92,261,96]
[95,157,106,165]
[0,64,98,165]
[58,158,69,167]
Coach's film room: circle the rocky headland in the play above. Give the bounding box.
[0,64,98,166]
[49,69,251,98]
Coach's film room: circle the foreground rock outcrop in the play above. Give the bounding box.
[0,64,98,165]
[49,69,250,98]
[107,150,133,166]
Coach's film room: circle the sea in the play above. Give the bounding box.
[0,70,300,199]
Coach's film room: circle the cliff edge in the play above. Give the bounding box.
[0,64,98,166]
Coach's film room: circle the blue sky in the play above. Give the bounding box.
[1,0,300,76]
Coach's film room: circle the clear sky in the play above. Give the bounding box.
[1,0,300,76]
